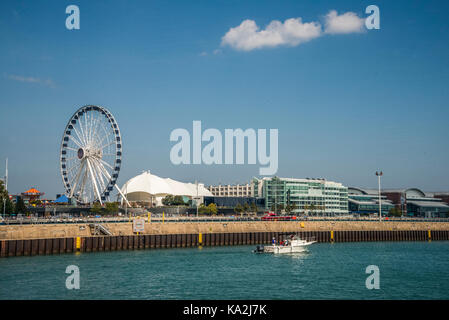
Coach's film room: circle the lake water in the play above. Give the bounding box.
[1,241,448,300]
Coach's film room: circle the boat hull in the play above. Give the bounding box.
[263,243,316,254]
[263,245,307,254]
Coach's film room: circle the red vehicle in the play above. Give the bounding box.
[261,211,296,221]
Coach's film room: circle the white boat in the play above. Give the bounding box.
[254,235,316,254]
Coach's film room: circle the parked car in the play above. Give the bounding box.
[261,211,296,221]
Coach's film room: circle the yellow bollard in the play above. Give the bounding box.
[300,222,305,228]
[330,231,334,242]
[76,237,81,251]
[199,233,203,244]
[162,212,165,224]
[428,230,431,241]
[148,212,151,223]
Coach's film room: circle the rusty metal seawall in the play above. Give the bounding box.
[1,230,449,257]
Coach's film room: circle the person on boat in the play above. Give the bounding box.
[272,237,276,245]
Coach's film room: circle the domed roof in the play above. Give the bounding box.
[121,170,213,198]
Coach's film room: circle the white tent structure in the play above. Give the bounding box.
[120,170,212,206]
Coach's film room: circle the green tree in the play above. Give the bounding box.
[0,180,14,215]
[197,203,218,215]
[173,195,186,206]
[14,197,28,215]
[389,207,402,217]
[2,198,14,215]
[161,195,187,206]
[304,204,316,215]
[162,195,174,206]
[90,202,103,215]
[105,202,119,214]
[250,202,258,214]
[207,203,218,215]
[285,202,297,214]
[198,204,209,215]
[0,180,8,199]
[234,203,243,214]
[270,203,284,213]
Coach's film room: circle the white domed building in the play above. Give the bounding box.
[121,170,212,206]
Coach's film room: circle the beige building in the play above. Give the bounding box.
[207,183,253,197]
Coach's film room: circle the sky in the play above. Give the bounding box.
[0,0,448,198]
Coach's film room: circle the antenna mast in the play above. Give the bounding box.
[4,158,7,191]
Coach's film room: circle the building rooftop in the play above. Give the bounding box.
[255,177,345,187]
[22,188,44,195]
[407,200,449,208]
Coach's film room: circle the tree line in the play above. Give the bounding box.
[234,202,258,215]
[0,180,28,215]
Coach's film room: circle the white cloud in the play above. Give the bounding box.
[324,10,365,34]
[7,74,55,88]
[221,10,365,51]
[221,18,322,51]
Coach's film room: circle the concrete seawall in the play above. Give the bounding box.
[2,220,449,240]
[1,229,449,258]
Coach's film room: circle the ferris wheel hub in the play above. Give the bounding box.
[78,147,102,160]
[77,148,84,159]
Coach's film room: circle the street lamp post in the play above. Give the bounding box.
[274,181,277,215]
[376,171,383,221]
[125,182,128,217]
[196,180,199,218]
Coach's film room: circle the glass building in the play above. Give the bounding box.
[383,188,449,218]
[203,196,265,208]
[348,187,449,217]
[347,187,394,216]
[253,177,348,216]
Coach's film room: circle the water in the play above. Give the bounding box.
[1,241,449,300]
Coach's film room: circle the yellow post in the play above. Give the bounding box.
[300,222,305,228]
[162,211,165,224]
[428,230,431,241]
[199,233,203,244]
[330,231,334,242]
[148,212,151,223]
[76,237,81,251]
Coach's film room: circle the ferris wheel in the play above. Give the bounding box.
[59,105,128,204]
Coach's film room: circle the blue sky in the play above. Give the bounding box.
[0,0,448,198]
